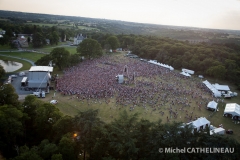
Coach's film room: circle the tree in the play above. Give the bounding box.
[35,103,62,140]
[106,36,120,50]
[69,54,82,66]
[0,105,23,158]
[27,37,31,43]
[51,154,63,160]
[0,65,5,80]
[58,134,77,160]
[38,139,58,160]
[73,109,103,160]
[77,39,102,59]
[0,84,19,106]
[50,31,59,45]
[50,47,70,70]
[32,32,45,48]
[206,65,227,80]
[35,54,52,66]
[13,145,43,160]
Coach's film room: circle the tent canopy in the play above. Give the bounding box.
[180,72,191,77]
[224,103,240,117]
[202,80,221,97]
[207,100,218,111]
[189,117,210,131]
[213,84,230,91]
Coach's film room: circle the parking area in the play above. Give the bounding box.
[9,71,33,96]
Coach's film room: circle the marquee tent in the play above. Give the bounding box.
[207,100,218,111]
[202,80,221,97]
[187,117,210,132]
[148,60,174,71]
[182,68,194,74]
[212,84,230,92]
[223,103,240,118]
[180,72,191,77]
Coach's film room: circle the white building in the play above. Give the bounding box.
[28,66,53,89]
[73,34,86,45]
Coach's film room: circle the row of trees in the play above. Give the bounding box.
[0,84,239,160]
[130,36,240,88]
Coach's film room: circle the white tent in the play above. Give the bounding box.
[210,128,225,135]
[182,68,194,75]
[207,100,218,111]
[188,117,210,132]
[180,72,191,77]
[212,84,230,91]
[202,80,221,97]
[223,103,240,118]
[148,60,174,70]
[19,71,26,76]
[117,75,124,84]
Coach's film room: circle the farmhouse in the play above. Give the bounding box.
[73,33,86,45]
[28,66,53,89]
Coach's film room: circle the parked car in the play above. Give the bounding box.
[10,74,18,78]
[50,100,58,104]
[226,129,233,134]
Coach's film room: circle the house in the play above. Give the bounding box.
[73,34,86,45]
[17,36,29,48]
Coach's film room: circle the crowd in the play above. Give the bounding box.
[56,55,215,122]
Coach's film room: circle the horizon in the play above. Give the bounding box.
[1,0,240,30]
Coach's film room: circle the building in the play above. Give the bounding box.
[17,36,29,48]
[73,34,86,45]
[28,66,53,89]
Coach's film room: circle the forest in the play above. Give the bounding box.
[130,36,240,88]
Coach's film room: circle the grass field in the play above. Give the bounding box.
[0,52,45,62]
[35,46,78,54]
[40,52,240,142]
[25,22,98,30]
[0,44,15,50]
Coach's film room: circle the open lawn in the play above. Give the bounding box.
[40,52,240,142]
[0,52,45,62]
[0,44,15,50]
[35,45,78,54]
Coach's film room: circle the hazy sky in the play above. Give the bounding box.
[1,0,240,30]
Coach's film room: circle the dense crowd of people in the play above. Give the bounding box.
[56,55,216,122]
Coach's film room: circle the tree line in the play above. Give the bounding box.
[130,36,240,89]
[0,84,239,160]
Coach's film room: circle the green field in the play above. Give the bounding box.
[0,52,45,62]
[36,46,78,54]
[25,22,98,30]
[40,52,240,142]
[0,44,17,50]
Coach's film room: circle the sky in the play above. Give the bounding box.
[1,0,240,30]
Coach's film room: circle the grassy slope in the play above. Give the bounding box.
[0,52,45,62]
